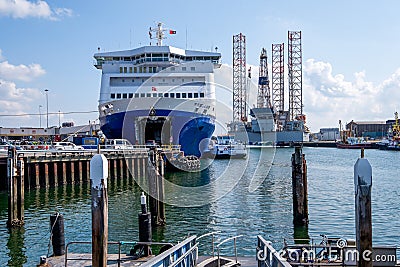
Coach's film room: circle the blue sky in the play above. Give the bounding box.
[1,0,400,132]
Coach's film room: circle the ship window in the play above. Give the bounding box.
[134,67,137,73]
[129,67,132,73]
[119,67,123,73]
[182,67,186,71]
[176,93,181,98]
[200,93,205,98]
[135,93,139,98]
[139,67,142,73]
[146,93,151,97]
[192,79,194,81]
[132,79,134,82]
[170,93,175,98]
[152,93,157,97]
[164,93,169,97]
[171,67,175,71]
[111,93,115,99]
[124,67,127,73]
[143,67,147,73]
[123,93,127,98]
[191,67,195,71]
[117,93,121,99]
[162,78,165,82]
[182,93,187,98]
[149,67,153,73]
[153,67,157,73]
[158,93,163,97]
[142,79,145,82]
[182,79,185,82]
[172,79,175,82]
[194,93,199,98]
[188,93,193,98]
[141,93,145,97]
[122,79,125,82]
[128,93,133,98]
[152,79,154,82]
[113,57,120,60]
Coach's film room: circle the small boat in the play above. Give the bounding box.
[336,137,373,149]
[203,135,247,159]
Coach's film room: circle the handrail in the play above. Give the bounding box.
[197,231,221,257]
[65,240,175,267]
[216,235,243,267]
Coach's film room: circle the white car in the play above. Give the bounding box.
[104,139,133,149]
[52,142,84,150]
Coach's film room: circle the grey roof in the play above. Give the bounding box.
[94,45,220,58]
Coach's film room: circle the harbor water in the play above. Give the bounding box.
[0,147,399,266]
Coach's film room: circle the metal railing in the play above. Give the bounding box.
[197,231,221,257]
[65,240,174,267]
[216,235,243,267]
[257,235,292,267]
[142,235,198,267]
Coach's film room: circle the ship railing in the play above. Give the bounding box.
[64,240,174,267]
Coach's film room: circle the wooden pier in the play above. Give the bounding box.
[0,149,149,191]
[0,147,170,228]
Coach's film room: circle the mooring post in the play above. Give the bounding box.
[90,154,109,267]
[292,145,308,226]
[7,146,24,227]
[50,212,65,256]
[354,149,372,267]
[157,152,165,224]
[135,192,152,257]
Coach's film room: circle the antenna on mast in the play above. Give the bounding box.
[149,22,166,46]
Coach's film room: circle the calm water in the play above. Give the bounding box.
[0,147,399,266]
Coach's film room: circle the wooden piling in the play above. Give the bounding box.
[53,162,58,187]
[78,161,83,184]
[34,163,40,188]
[7,146,24,227]
[44,163,49,188]
[354,151,372,267]
[70,161,75,184]
[90,154,109,267]
[291,146,308,226]
[62,162,67,185]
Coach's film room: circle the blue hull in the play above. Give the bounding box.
[100,109,215,157]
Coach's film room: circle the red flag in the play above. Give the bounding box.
[151,86,157,91]
[169,30,176,34]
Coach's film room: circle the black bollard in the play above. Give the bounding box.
[50,212,65,256]
[130,192,152,258]
[139,192,152,242]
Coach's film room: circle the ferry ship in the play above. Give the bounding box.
[94,23,221,157]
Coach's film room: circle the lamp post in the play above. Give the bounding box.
[45,89,49,128]
[39,105,43,128]
[58,110,61,127]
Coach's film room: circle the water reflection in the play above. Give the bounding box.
[7,226,26,266]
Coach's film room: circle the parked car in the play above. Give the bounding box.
[104,139,133,149]
[52,142,84,150]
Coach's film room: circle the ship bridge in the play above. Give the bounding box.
[94,46,221,69]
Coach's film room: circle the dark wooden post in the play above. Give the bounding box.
[291,146,308,226]
[354,150,372,267]
[7,146,24,227]
[157,153,165,224]
[90,154,109,267]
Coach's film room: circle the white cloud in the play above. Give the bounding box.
[0,0,72,20]
[303,58,400,131]
[0,79,41,114]
[0,61,45,81]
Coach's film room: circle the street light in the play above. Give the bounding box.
[39,105,43,128]
[44,89,49,128]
